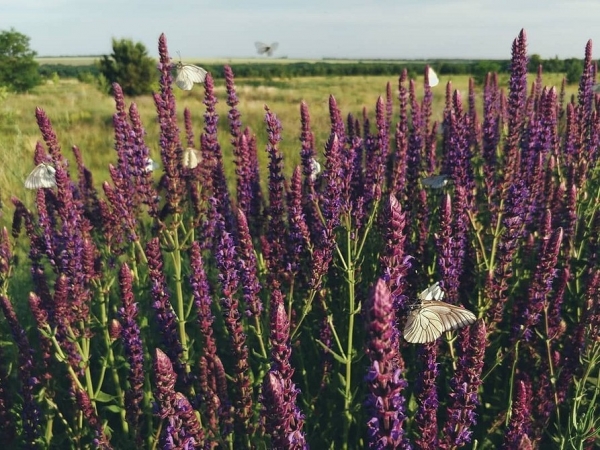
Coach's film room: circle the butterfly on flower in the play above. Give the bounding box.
[421,174,450,189]
[174,61,208,91]
[182,147,201,169]
[403,282,477,344]
[25,163,57,189]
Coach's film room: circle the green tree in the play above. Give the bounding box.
[0,28,41,92]
[564,58,584,84]
[98,38,155,96]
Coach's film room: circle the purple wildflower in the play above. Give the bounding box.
[214,220,253,438]
[154,33,184,216]
[263,106,288,288]
[364,279,409,449]
[146,238,186,381]
[75,386,113,449]
[413,343,439,450]
[441,320,486,448]
[503,380,533,449]
[0,295,41,448]
[117,263,145,444]
[189,241,231,438]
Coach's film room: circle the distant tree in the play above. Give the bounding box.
[564,58,584,84]
[528,54,542,73]
[98,38,155,96]
[0,28,41,92]
[472,60,503,85]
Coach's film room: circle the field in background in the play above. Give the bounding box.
[0,70,573,230]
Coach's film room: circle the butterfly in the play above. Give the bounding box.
[427,67,439,87]
[145,158,159,173]
[403,282,477,344]
[309,157,321,181]
[25,163,57,189]
[255,41,279,57]
[182,147,201,169]
[421,174,450,189]
[175,62,208,91]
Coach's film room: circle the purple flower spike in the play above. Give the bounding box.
[214,221,253,438]
[75,387,113,449]
[117,263,145,444]
[146,238,185,381]
[391,69,409,196]
[441,320,486,448]
[173,392,205,448]
[235,208,263,318]
[0,295,41,448]
[381,195,411,312]
[263,106,288,288]
[189,241,231,437]
[153,348,178,420]
[364,279,410,449]
[414,342,439,449]
[154,33,184,216]
[503,380,533,449]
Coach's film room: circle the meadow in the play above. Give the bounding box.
[0,30,598,449]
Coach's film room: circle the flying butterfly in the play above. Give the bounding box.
[25,163,57,189]
[421,174,450,189]
[427,66,439,87]
[174,61,208,91]
[403,282,477,344]
[255,41,279,57]
[183,147,201,169]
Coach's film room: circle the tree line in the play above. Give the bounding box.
[0,28,588,95]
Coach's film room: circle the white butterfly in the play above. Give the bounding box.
[255,41,278,57]
[25,163,57,189]
[403,282,477,344]
[427,67,439,87]
[175,62,208,91]
[421,174,450,189]
[182,147,201,169]
[145,158,159,173]
[309,157,321,181]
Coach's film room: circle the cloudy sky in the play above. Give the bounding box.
[4,0,600,60]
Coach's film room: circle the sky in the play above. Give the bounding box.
[3,0,600,61]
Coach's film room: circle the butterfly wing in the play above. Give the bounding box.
[183,147,200,169]
[266,42,278,56]
[421,301,477,333]
[309,158,321,181]
[428,67,439,87]
[25,163,56,189]
[175,64,207,90]
[403,307,446,344]
[255,41,268,55]
[418,282,445,302]
[421,175,449,189]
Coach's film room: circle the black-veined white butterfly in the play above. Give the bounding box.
[182,147,201,169]
[174,62,208,91]
[427,67,439,87]
[25,163,57,189]
[145,158,159,173]
[309,157,321,181]
[421,174,449,189]
[403,282,477,344]
[255,41,278,57]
